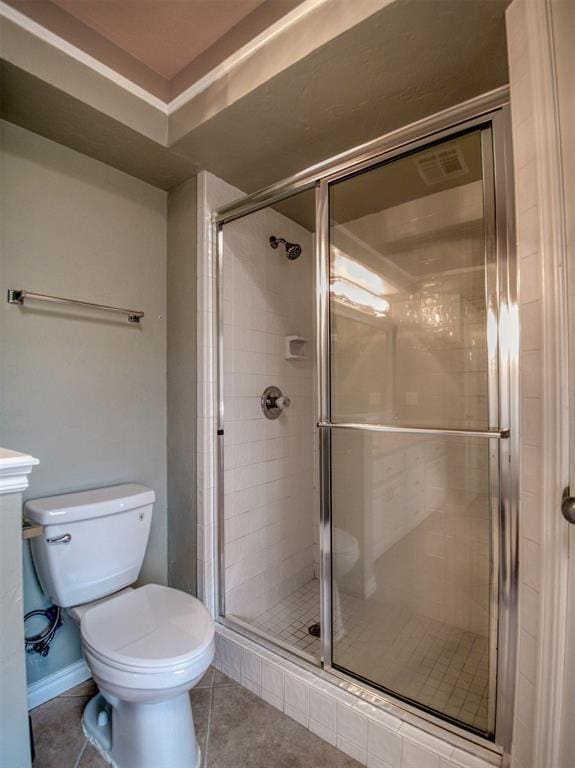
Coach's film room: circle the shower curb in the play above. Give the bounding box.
[213,624,502,768]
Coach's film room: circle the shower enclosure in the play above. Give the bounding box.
[213,93,517,747]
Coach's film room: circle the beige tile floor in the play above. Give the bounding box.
[30,667,362,768]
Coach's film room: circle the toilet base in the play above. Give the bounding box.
[83,692,201,768]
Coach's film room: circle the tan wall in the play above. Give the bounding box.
[167,177,198,595]
[0,120,168,682]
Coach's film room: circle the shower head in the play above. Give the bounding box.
[269,235,302,260]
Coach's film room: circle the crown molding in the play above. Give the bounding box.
[166,0,332,115]
[0,0,334,117]
[0,1,168,113]
[0,0,388,135]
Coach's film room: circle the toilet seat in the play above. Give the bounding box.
[81,584,214,675]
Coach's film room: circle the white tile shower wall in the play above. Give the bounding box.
[197,171,317,625]
[221,205,315,621]
[213,625,501,768]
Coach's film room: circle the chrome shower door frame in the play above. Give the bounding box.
[213,87,517,754]
[317,108,517,749]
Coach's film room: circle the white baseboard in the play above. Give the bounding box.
[27,658,92,710]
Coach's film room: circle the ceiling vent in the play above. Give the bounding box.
[414,145,469,186]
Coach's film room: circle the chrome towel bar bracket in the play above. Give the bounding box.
[7,289,144,324]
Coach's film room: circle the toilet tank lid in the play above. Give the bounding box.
[25,484,155,525]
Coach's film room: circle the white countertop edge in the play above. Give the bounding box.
[0,448,39,495]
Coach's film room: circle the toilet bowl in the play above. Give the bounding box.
[25,484,214,768]
[77,585,214,768]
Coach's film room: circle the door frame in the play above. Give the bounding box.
[515,2,572,767]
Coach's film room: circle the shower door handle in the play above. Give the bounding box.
[317,422,510,439]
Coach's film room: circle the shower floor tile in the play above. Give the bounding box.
[251,578,321,656]
[250,578,489,731]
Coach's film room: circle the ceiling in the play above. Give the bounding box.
[329,130,483,227]
[6,0,303,99]
[50,0,265,79]
[1,0,512,196]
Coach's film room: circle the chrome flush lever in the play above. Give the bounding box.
[46,533,72,544]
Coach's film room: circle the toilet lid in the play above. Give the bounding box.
[81,584,214,672]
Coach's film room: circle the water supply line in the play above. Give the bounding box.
[24,605,62,656]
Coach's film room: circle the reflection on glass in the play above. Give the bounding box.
[331,277,390,318]
[329,130,490,430]
[331,430,496,735]
[331,247,393,318]
[327,129,497,737]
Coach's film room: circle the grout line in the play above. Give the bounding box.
[202,671,216,767]
[72,740,88,768]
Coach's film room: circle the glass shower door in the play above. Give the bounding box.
[217,188,322,662]
[325,128,500,736]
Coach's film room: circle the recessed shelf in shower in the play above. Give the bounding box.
[285,335,308,360]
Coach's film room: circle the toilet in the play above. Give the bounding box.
[25,484,214,768]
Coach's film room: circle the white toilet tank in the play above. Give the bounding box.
[25,484,154,608]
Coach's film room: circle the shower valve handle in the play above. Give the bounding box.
[261,386,291,419]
